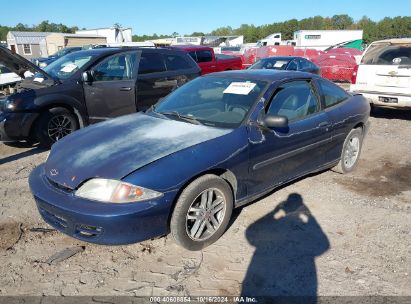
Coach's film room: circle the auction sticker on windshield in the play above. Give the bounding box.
[224,82,256,95]
[60,63,78,73]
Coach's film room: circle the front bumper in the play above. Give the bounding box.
[29,165,176,245]
[0,111,39,142]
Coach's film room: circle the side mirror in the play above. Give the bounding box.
[81,71,92,83]
[262,115,288,128]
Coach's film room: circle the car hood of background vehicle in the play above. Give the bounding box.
[45,113,232,189]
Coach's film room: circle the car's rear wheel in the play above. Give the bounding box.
[332,128,363,174]
[35,107,79,148]
[170,174,233,251]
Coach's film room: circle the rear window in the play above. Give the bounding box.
[196,50,213,63]
[361,44,411,66]
[165,54,193,71]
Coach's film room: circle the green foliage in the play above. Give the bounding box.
[1,16,410,44]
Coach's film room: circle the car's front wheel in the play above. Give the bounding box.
[333,127,363,174]
[35,107,79,148]
[170,174,233,251]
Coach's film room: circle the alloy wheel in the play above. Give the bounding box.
[343,136,360,169]
[186,188,226,241]
[47,115,74,142]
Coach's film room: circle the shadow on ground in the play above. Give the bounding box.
[241,193,330,303]
[0,144,45,165]
[371,107,411,121]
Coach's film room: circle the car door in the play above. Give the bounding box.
[136,51,176,111]
[83,51,139,123]
[248,79,332,195]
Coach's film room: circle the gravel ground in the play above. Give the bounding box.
[0,107,410,297]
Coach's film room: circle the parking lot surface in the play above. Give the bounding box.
[0,107,410,297]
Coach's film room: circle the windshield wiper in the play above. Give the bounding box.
[157,111,202,125]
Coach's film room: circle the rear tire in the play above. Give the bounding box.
[35,107,78,149]
[170,174,233,251]
[332,128,363,174]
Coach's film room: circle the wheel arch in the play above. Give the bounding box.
[166,168,238,229]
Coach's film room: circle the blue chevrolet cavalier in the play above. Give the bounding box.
[29,70,370,250]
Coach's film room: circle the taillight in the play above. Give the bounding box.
[351,64,359,84]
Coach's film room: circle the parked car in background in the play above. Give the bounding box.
[0,46,200,147]
[34,47,82,68]
[249,56,320,74]
[173,45,242,75]
[29,70,370,250]
[350,38,411,109]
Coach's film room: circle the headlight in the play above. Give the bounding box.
[4,99,15,111]
[75,178,162,203]
[39,62,48,68]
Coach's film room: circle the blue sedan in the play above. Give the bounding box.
[29,70,370,250]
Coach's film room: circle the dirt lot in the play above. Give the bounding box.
[0,107,410,297]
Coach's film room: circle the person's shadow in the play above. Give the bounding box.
[241,193,330,303]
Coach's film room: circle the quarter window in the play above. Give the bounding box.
[23,44,31,55]
[165,54,192,71]
[93,52,138,81]
[317,79,349,108]
[267,81,320,121]
[138,52,166,74]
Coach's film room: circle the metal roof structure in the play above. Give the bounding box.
[9,31,54,44]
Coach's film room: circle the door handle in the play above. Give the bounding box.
[120,87,132,91]
[318,121,330,128]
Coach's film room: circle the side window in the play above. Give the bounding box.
[93,52,137,81]
[196,50,213,63]
[267,81,320,121]
[188,51,197,62]
[287,60,298,71]
[138,52,166,74]
[318,79,349,108]
[165,54,193,71]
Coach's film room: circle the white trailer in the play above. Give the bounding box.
[76,27,132,44]
[256,33,282,47]
[293,30,363,50]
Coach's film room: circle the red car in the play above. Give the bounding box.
[173,45,243,75]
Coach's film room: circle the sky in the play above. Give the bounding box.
[1,0,410,35]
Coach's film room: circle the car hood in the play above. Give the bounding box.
[45,113,232,189]
[0,46,55,81]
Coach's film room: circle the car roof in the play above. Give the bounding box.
[67,46,186,57]
[370,38,411,45]
[205,69,316,82]
[172,45,212,51]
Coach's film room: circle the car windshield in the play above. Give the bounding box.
[361,44,411,66]
[43,52,93,80]
[51,48,74,57]
[249,58,290,70]
[154,76,268,128]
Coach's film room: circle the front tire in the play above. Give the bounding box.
[35,107,79,148]
[170,174,233,251]
[332,128,363,174]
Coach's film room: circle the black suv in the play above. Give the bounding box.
[0,46,200,147]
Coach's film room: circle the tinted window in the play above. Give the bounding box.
[299,59,310,70]
[93,52,137,81]
[318,79,349,108]
[0,66,11,74]
[165,54,192,71]
[188,51,197,62]
[267,81,320,121]
[362,44,411,65]
[196,50,213,63]
[287,60,298,71]
[138,52,166,74]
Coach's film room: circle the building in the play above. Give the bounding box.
[6,31,53,59]
[293,30,363,50]
[44,33,106,55]
[75,27,132,44]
